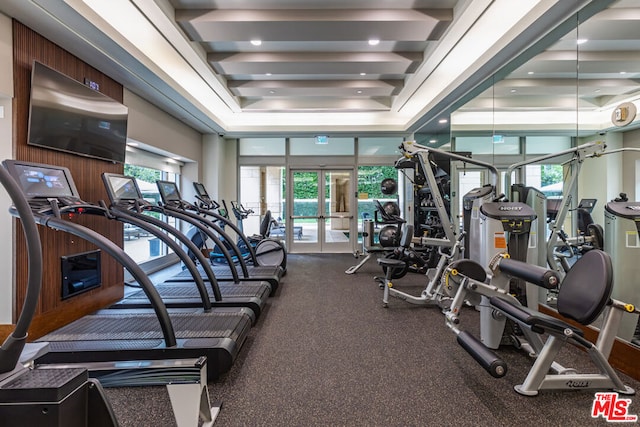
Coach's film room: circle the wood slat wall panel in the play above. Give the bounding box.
[9,20,125,340]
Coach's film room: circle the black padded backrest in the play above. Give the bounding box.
[400,224,414,248]
[260,210,272,237]
[556,249,613,325]
[577,208,594,234]
[186,227,205,262]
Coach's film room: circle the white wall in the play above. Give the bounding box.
[0,13,13,324]
[123,88,204,207]
[123,89,202,162]
[578,133,623,226]
[202,135,237,203]
[622,128,640,201]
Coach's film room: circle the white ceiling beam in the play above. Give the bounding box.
[228,79,402,96]
[240,97,392,111]
[177,9,452,42]
[209,52,421,75]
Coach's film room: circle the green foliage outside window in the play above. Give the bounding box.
[291,172,319,199]
[540,164,563,187]
[357,166,398,199]
[291,166,398,200]
[124,164,162,184]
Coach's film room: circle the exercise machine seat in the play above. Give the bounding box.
[399,224,413,248]
[577,208,594,234]
[259,210,272,237]
[446,259,487,283]
[490,249,613,331]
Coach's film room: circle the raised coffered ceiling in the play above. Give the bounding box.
[1,0,633,136]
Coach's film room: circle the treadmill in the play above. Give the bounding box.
[100,173,270,319]
[0,162,118,426]
[154,180,283,292]
[2,160,252,380]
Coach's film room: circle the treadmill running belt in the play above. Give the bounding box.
[119,282,271,319]
[126,283,269,299]
[168,265,280,293]
[38,312,245,340]
[34,310,252,380]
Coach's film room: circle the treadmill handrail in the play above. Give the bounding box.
[103,206,214,309]
[194,204,259,264]
[110,204,223,301]
[49,201,216,304]
[24,213,177,348]
[170,203,252,275]
[0,166,43,374]
[161,204,251,279]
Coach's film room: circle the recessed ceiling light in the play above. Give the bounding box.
[368,39,380,46]
[250,39,262,46]
[577,39,588,45]
[356,90,363,94]
[360,72,366,76]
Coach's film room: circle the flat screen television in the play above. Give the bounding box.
[27,61,128,163]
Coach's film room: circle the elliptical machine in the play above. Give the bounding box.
[192,182,287,272]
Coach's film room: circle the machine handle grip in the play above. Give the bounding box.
[498,258,560,289]
[457,331,507,378]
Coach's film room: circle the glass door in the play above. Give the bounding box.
[289,169,355,253]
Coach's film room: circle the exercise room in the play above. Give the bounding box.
[1,1,640,426]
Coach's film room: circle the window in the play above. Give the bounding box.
[358,137,402,156]
[357,165,399,243]
[525,164,564,199]
[290,137,354,156]
[239,138,286,156]
[239,166,286,237]
[455,136,520,154]
[525,136,571,154]
[123,164,180,264]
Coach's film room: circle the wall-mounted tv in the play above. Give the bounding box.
[27,61,128,163]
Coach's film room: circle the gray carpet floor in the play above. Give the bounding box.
[104,254,640,426]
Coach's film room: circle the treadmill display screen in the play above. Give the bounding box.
[157,181,181,202]
[194,182,209,198]
[106,175,140,202]
[12,164,75,198]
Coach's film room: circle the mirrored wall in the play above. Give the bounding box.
[427,0,640,360]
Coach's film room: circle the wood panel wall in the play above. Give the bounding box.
[9,21,124,340]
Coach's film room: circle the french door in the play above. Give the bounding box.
[288,169,355,253]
